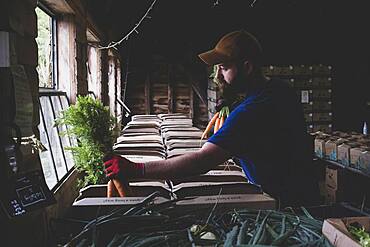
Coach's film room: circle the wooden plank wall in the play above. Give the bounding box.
[125,62,208,127]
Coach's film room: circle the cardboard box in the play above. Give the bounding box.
[312,64,332,75]
[350,147,369,168]
[325,186,345,204]
[175,194,276,210]
[312,89,332,100]
[304,113,313,122]
[313,101,332,111]
[73,194,276,211]
[313,112,333,122]
[293,65,313,76]
[325,166,346,190]
[358,150,370,173]
[315,136,330,158]
[338,142,359,166]
[171,182,262,198]
[325,138,348,161]
[322,217,370,247]
[313,124,333,133]
[170,170,248,185]
[312,77,332,88]
[333,131,351,139]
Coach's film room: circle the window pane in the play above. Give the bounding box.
[87,45,101,98]
[40,96,67,179]
[60,95,78,147]
[108,58,116,116]
[116,60,122,117]
[36,7,54,88]
[38,109,58,189]
[51,96,75,170]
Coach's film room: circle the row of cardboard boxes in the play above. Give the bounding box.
[208,87,332,102]
[261,64,332,76]
[73,163,276,211]
[314,131,370,173]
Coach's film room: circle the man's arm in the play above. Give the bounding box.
[144,142,231,179]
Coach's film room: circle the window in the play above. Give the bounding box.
[37,5,74,190]
[108,54,117,117]
[87,45,101,99]
[36,6,57,88]
[38,90,76,189]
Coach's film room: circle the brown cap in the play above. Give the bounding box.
[198,30,262,65]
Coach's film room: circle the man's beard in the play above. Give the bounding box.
[218,70,248,101]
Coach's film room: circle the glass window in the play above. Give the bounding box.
[38,92,75,190]
[87,45,101,99]
[36,6,57,88]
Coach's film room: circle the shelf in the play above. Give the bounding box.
[314,157,370,179]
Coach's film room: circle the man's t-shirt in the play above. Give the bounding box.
[208,79,318,206]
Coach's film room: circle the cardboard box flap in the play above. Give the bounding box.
[73,196,169,207]
[171,182,262,198]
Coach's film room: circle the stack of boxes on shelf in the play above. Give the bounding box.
[313,130,370,173]
[263,64,333,133]
[313,130,370,204]
[73,114,275,210]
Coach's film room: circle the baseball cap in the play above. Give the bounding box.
[198,30,262,65]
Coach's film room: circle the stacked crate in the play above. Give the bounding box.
[262,64,333,133]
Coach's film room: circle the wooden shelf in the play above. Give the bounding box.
[314,157,370,179]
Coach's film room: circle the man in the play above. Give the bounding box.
[104,30,319,207]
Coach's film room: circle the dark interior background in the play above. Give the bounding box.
[86,0,370,132]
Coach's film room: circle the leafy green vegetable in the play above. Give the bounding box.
[55,95,117,188]
[348,222,370,247]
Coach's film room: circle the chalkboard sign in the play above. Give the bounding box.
[0,170,56,218]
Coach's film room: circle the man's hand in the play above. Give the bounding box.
[103,154,145,180]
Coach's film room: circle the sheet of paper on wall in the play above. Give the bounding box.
[11,65,34,137]
[301,90,309,103]
[0,31,10,67]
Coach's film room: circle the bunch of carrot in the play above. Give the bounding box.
[201,106,230,140]
[107,179,132,197]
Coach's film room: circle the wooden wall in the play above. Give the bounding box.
[125,62,208,127]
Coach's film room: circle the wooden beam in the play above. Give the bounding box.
[189,85,194,119]
[144,75,151,114]
[167,65,173,113]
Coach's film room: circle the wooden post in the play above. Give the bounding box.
[189,85,194,119]
[145,74,151,114]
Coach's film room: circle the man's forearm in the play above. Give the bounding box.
[143,143,230,179]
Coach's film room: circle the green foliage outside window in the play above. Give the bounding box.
[36,7,53,88]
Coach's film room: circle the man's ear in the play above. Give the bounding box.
[243,60,253,75]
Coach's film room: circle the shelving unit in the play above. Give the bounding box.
[315,157,370,179]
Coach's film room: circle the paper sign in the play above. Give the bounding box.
[11,65,34,136]
[301,90,309,103]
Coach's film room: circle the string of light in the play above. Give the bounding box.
[99,0,157,50]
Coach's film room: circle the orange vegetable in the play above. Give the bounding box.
[214,117,221,133]
[112,179,132,197]
[219,116,225,129]
[201,111,220,139]
[107,180,119,197]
